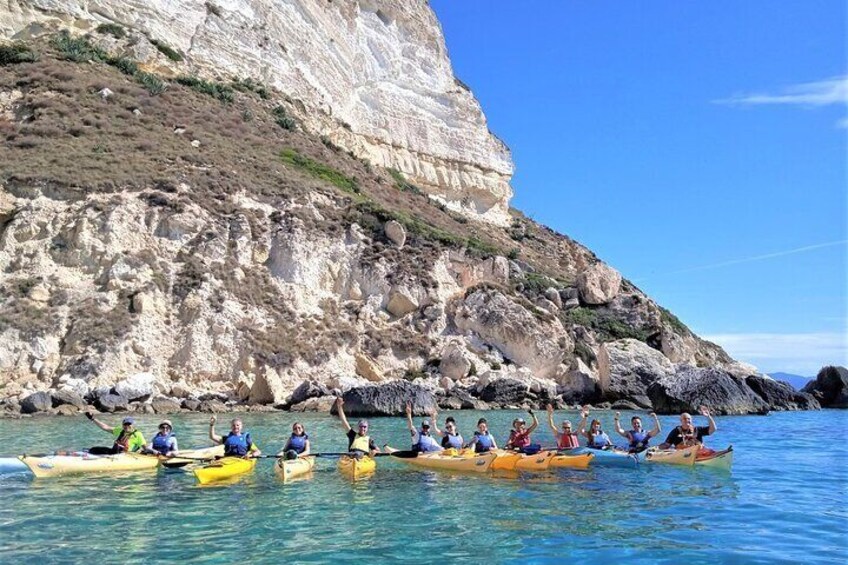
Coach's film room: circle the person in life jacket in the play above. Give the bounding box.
[405,402,443,453]
[613,411,661,453]
[659,406,716,451]
[144,420,179,457]
[546,404,580,450]
[577,406,612,450]
[505,410,541,454]
[464,418,498,453]
[334,398,379,457]
[277,422,311,460]
[85,412,146,455]
[430,409,464,451]
[208,416,261,458]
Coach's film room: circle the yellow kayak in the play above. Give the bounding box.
[193,456,257,484]
[641,444,699,466]
[19,452,160,478]
[490,450,522,471]
[164,445,225,467]
[386,447,496,473]
[514,450,555,471]
[695,446,733,470]
[274,456,315,482]
[337,454,376,479]
[550,452,594,469]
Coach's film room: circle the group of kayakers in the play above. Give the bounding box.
[81,400,719,460]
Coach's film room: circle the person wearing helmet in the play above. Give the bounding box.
[85,412,146,455]
[505,409,540,454]
[405,402,442,453]
[145,420,179,457]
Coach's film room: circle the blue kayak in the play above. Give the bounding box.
[0,457,29,474]
[561,447,639,467]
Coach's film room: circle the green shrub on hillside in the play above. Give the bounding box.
[272,106,296,130]
[107,56,138,76]
[176,76,233,103]
[135,71,167,94]
[151,39,183,62]
[388,168,424,196]
[231,77,270,99]
[96,23,126,39]
[0,43,38,65]
[659,305,690,335]
[51,31,107,62]
[280,148,359,194]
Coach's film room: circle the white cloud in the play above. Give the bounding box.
[716,75,848,107]
[703,332,848,375]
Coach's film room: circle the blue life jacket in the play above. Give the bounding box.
[415,432,441,453]
[442,433,463,450]
[288,433,308,454]
[628,430,650,449]
[151,432,175,455]
[473,431,494,453]
[589,431,611,449]
[223,432,251,456]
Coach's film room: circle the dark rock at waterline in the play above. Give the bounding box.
[746,375,820,411]
[647,366,769,415]
[341,381,436,416]
[199,399,227,413]
[95,393,129,413]
[21,392,53,414]
[478,378,527,404]
[51,390,86,410]
[288,380,332,407]
[803,366,848,408]
[182,399,201,411]
[151,397,182,414]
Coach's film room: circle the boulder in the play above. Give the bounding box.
[555,359,600,403]
[151,397,182,414]
[53,404,80,416]
[114,372,156,401]
[386,287,419,317]
[290,395,337,413]
[746,375,820,411]
[96,393,129,413]
[182,399,202,411]
[479,378,529,404]
[355,354,385,382]
[544,287,563,308]
[199,399,227,413]
[440,342,472,380]
[437,395,463,410]
[597,339,674,408]
[51,389,86,410]
[577,263,622,305]
[248,367,290,405]
[341,380,436,416]
[455,289,572,379]
[384,220,406,248]
[803,366,848,408]
[647,366,769,415]
[20,391,52,414]
[288,380,331,406]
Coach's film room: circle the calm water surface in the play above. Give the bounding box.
[1,409,846,564]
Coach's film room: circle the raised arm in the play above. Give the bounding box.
[208,415,223,444]
[577,406,590,440]
[526,409,538,433]
[613,412,628,438]
[546,404,560,438]
[430,409,444,436]
[700,406,716,434]
[405,402,416,434]
[647,412,661,438]
[335,398,352,432]
[85,412,114,433]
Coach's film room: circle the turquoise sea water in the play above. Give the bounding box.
[1,409,846,564]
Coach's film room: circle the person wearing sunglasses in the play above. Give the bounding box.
[429,409,464,450]
[545,404,580,450]
[145,420,179,457]
[209,416,261,458]
[278,422,311,460]
[85,412,146,455]
[334,398,379,457]
[613,411,661,453]
[405,403,442,453]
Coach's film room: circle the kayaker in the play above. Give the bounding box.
[85,412,146,455]
[505,410,541,454]
[578,406,612,450]
[334,398,379,457]
[430,410,464,450]
[464,417,498,453]
[144,420,179,457]
[208,416,261,458]
[405,403,443,453]
[613,412,661,453]
[277,422,311,460]
[660,406,716,450]
[546,404,580,450]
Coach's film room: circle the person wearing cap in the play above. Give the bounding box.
[85,412,146,455]
[405,402,442,453]
[465,417,498,453]
[209,416,261,458]
[546,404,581,450]
[145,420,179,457]
[430,409,464,450]
[334,398,379,456]
[505,409,540,454]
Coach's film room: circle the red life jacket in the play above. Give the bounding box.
[558,432,580,449]
[508,429,531,448]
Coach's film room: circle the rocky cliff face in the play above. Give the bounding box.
[0,13,798,417]
[0,0,514,225]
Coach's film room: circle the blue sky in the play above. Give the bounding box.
[431,0,847,375]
